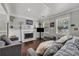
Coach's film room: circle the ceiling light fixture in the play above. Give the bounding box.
[27,8,31,12]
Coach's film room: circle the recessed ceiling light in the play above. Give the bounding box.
[27,8,31,12]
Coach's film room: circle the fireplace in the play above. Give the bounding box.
[24,33,33,39]
[22,30,35,42]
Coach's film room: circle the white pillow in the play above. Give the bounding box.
[36,40,54,55]
[56,35,72,43]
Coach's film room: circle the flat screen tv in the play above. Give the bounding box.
[37,28,44,32]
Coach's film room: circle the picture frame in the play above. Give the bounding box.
[50,22,54,27]
[26,20,33,25]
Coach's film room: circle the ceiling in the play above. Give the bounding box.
[1,3,79,20]
[0,4,7,15]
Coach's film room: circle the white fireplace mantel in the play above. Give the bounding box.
[21,30,36,42]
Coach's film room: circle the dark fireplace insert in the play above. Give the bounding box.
[24,33,33,39]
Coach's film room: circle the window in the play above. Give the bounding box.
[56,15,70,36]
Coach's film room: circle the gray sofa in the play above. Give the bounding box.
[0,35,21,56]
[54,38,79,56]
[27,38,79,56]
[0,43,21,56]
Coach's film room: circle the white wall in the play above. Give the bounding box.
[0,14,7,36]
[70,10,79,36]
[43,17,56,38]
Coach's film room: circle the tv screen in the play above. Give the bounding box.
[37,28,44,32]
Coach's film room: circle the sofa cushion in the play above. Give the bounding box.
[54,38,79,56]
[0,41,5,47]
[1,35,13,45]
[43,42,63,56]
[65,38,79,49]
[56,35,72,44]
[27,48,37,56]
[36,40,54,55]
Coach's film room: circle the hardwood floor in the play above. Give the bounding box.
[21,39,44,56]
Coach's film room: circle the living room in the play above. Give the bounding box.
[0,3,79,56]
